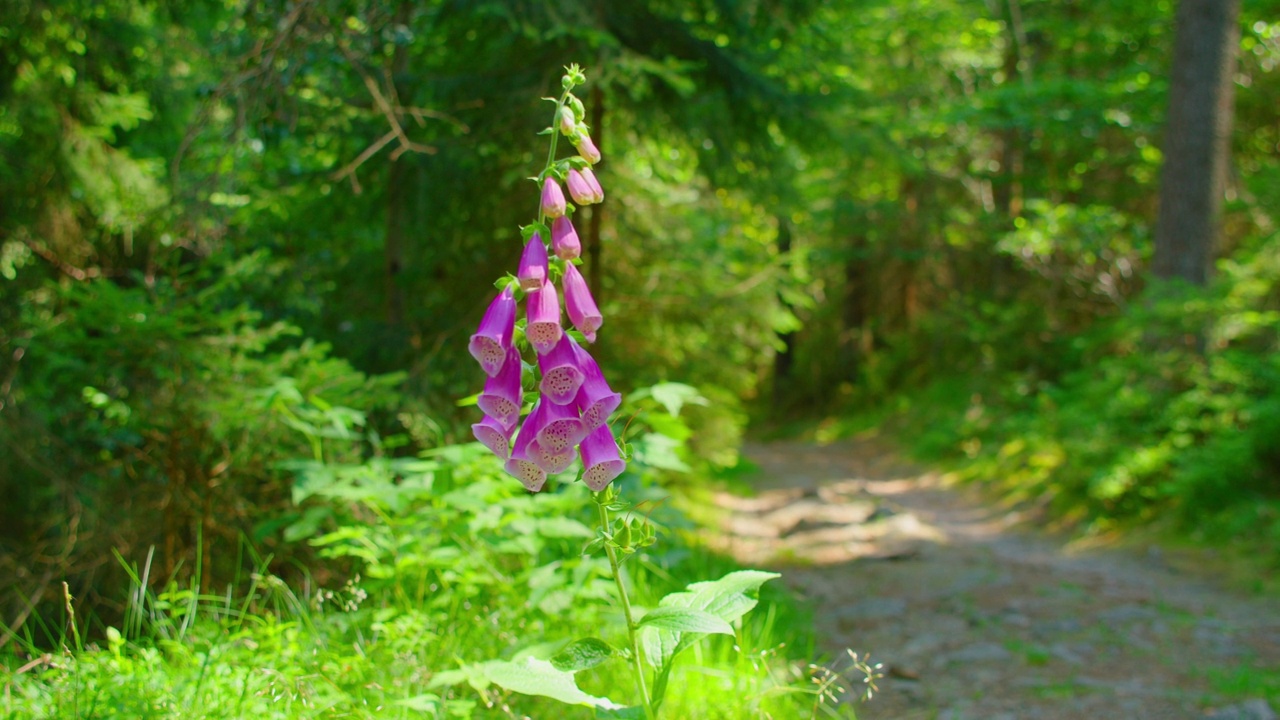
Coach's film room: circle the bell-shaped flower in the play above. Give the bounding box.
[476,346,523,430]
[525,280,563,354]
[562,263,602,342]
[551,216,581,260]
[505,408,548,492]
[531,439,577,474]
[571,341,622,430]
[537,335,585,405]
[541,178,566,219]
[535,397,587,452]
[471,415,513,460]
[580,424,626,491]
[574,132,601,165]
[558,106,576,135]
[565,169,598,206]
[517,233,548,292]
[468,286,516,377]
[580,166,604,203]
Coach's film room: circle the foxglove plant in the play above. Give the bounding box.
[463,65,779,719]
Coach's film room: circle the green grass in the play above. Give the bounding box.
[0,444,860,720]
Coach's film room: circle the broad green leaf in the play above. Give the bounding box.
[632,433,691,472]
[636,606,733,634]
[550,637,617,672]
[649,382,707,416]
[641,570,781,679]
[479,658,623,709]
[393,693,441,711]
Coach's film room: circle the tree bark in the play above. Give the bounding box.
[1153,0,1241,285]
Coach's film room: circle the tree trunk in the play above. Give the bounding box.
[1153,0,1240,285]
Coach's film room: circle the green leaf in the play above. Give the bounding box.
[648,382,707,416]
[479,657,623,709]
[393,693,442,711]
[636,606,733,634]
[550,637,617,672]
[641,570,781,683]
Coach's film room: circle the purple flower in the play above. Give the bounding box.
[471,415,513,460]
[541,178,566,219]
[574,133,601,165]
[537,334,585,405]
[551,216,581,260]
[579,166,604,203]
[571,341,621,430]
[531,439,577,474]
[535,397,587,452]
[562,263,602,342]
[525,280,563,354]
[476,346,522,430]
[518,233,548,292]
[580,424,625,491]
[505,407,548,492]
[565,169,597,206]
[468,286,516,376]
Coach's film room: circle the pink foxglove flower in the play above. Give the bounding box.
[538,335,585,405]
[558,106,576,135]
[468,286,516,376]
[551,216,581,260]
[531,439,576,474]
[506,407,548,492]
[541,178,566,218]
[535,398,587,452]
[574,133,601,165]
[580,424,625,491]
[517,233,548,292]
[471,415,513,460]
[476,346,523,430]
[525,280,563,354]
[571,340,621,430]
[566,169,598,206]
[579,166,604,203]
[562,263,602,342]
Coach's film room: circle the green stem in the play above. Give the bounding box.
[536,88,574,228]
[595,493,656,720]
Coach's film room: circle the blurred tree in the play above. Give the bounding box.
[1153,0,1242,285]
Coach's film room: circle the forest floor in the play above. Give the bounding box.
[703,438,1280,720]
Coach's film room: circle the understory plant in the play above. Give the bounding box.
[458,65,780,718]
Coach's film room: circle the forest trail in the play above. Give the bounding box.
[707,440,1280,720]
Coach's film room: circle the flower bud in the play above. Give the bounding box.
[566,169,597,206]
[574,132,601,165]
[579,166,604,203]
[558,106,576,135]
[541,178,566,219]
[551,216,581,260]
[517,233,548,292]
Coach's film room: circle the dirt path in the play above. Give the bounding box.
[709,440,1280,720]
